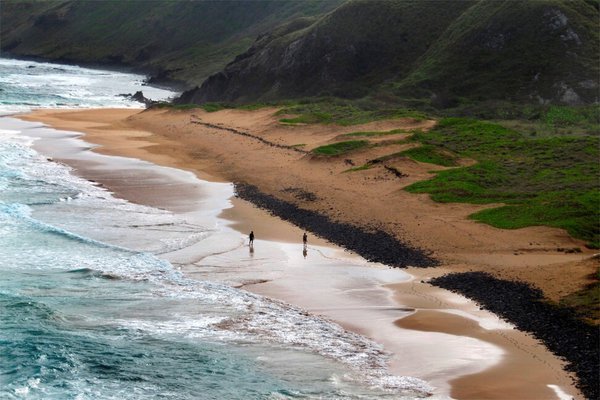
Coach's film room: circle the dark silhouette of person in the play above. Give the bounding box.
[249,230,254,246]
[302,231,308,258]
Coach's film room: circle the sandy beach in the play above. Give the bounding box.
[19,107,596,399]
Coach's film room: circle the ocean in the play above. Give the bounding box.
[0,58,431,399]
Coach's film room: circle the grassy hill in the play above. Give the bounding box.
[393,0,600,108]
[181,0,475,102]
[183,0,598,108]
[0,0,342,86]
[4,0,597,107]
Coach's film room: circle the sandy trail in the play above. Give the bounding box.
[20,107,596,399]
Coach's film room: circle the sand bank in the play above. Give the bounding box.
[19,108,593,399]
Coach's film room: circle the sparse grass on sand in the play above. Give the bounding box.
[152,102,273,113]
[152,102,202,111]
[340,129,403,137]
[404,117,599,248]
[154,100,599,249]
[278,100,426,126]
[311,140,370,156]
[560,271,600,325]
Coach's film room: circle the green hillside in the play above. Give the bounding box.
[182,0,475,102]
[394,0,600,108]
[4,0,597,107]
[0,0,342,86]
[183,0,598,108]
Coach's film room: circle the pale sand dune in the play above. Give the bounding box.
[21,107,595,399]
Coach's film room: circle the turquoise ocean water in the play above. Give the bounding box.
[0,58,431,399]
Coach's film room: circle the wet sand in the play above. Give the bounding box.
[18,108,592,399]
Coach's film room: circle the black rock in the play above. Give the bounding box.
[234,183,437,268]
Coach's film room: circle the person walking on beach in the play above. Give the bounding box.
[302,232,308,258]
[249,230,254,246]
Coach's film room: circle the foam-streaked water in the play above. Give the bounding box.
[0,58,174,115]
[0,59,433,398]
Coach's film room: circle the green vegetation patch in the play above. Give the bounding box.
[341,129,405,138]
[405,118,600,247]
[151,102,231,112]
[152,101,275,112]
[201,102,226,112]
[278,100,427,126]
[236,103,274,111]
[152,102,202,110]
[311,140,370,156]
[400,144,458,166]
[542,105,600,129]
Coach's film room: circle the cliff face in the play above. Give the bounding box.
[0,0,342,86]
[181,0,599,106]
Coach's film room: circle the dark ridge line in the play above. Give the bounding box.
[430,272,599,400]
[190,116,308,154]
[234,183,438,268]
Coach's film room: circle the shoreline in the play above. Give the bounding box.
[430,272,598,400]
[234,182,437,267]
[17,108,591,399]
[1,53,189,92]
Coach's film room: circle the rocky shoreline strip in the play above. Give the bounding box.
[234,183,437,268]
[430,272,598,400]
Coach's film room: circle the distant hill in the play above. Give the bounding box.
[0,0,342,87]
[2,0,598,108]
[182,0,599,108]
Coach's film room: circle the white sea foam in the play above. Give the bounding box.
[0,58,177,113]
[0,129,434,397]
[109,272,434,396]
[0,57,440,396]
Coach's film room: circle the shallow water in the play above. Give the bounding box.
[0,59,432,399]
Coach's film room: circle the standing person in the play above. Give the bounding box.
[302,232,308,258]
[249,230,254,246]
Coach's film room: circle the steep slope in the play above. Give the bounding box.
[184,0,598,106]
[181,0,474,102]
[395,0,600,106]
[0,0,342,86]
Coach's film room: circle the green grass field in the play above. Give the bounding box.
[404,117,599,248]
[399,144,458,167]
